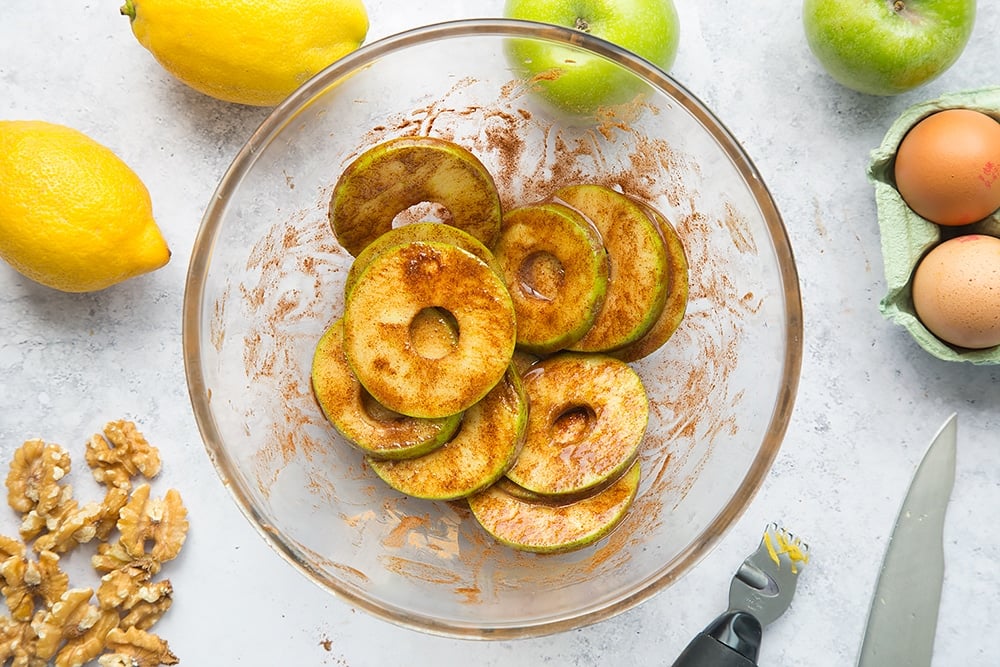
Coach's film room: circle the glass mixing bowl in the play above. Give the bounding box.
[183,19,802,638]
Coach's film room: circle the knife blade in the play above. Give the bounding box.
[857,412,958,667]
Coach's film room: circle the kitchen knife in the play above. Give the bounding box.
[856,412,958,667]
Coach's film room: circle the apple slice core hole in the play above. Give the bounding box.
[518,251,565,302]
[551,403,597,445]
[409,306,459,360]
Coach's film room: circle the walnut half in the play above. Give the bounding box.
[32,588,119,667]
[0,548,69,622]
[99,627,178,667]
[5,440,71,517]
[117,485,188,565]
[86,421,162,489]
[0,610,45,667]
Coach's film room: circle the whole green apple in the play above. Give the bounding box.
[802,0,976,96]
[504,0,680,115]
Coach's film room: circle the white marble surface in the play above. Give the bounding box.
[2,1,999,665]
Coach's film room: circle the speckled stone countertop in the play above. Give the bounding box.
[2,2,998,665]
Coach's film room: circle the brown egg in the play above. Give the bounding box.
[894,109,1000,226]
[912,234,1000,349]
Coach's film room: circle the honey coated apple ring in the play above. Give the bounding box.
[342,240,516,419]
[328,136,502,256]
[494,202,609,355]
[505,352,648,496]
[554,184,670,353]
[311,318,462,460]
[470,460,640,554]
[367,365,528,500]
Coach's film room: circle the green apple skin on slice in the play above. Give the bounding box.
[802,0,975,96]
[491,471,623,506]
[503,0,680,116]
[311,318,462,460]
[469,459,640,554]
[342,240,516,419]
[554,184,669,353]
[610,196,689,362]
[505,352,648,497]
[345,222,503,298]
[494,202,609,355]
[328,136,502,256]
[368,365,528,501]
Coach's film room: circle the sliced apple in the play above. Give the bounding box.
[311,318,462,460]
[342,240,516,419]
[328,136,502,256]
[610,197,690,362]
[469,460,640,554]
[494,202,609,355]
[368,366,528,501]
[505,352,648,497]
[554,184,669,353]
[491,471,625,506]
[345,221,502,298]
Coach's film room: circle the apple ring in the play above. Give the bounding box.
[329,135,502,256]
[310,318,462,460]
[470,459,641,554]
[368,365,528,500]
[505,352,648,496]
[555,184,670,353]
[343,240,516,419]
[610,196,689,362]
[494,202,609,355]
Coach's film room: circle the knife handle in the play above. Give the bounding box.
[670,611,762,667]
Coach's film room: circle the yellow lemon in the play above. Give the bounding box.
[121,0,369,107]
[0,121,171,293]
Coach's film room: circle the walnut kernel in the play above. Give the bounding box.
[5,440,71,517]
[86,421,162,489]
[117,485,188,565]
[0,610,46,667]
[0,549,68,622]
[100,626,178,667]
[32,588,119,666]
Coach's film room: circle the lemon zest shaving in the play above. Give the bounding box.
[764,527,810,574]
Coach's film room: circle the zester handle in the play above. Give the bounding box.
[670,610,762,667]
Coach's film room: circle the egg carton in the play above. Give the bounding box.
[867,85,1000,365]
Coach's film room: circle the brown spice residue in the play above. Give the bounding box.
[383,515,428,549]
[383,557,464,586]
[223,69,772,602]
[724,202,758,255]
[237,210,347,497]
[455,586,482,605]
[209,284,228,352]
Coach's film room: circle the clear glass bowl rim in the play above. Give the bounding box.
[182,18,804,639]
